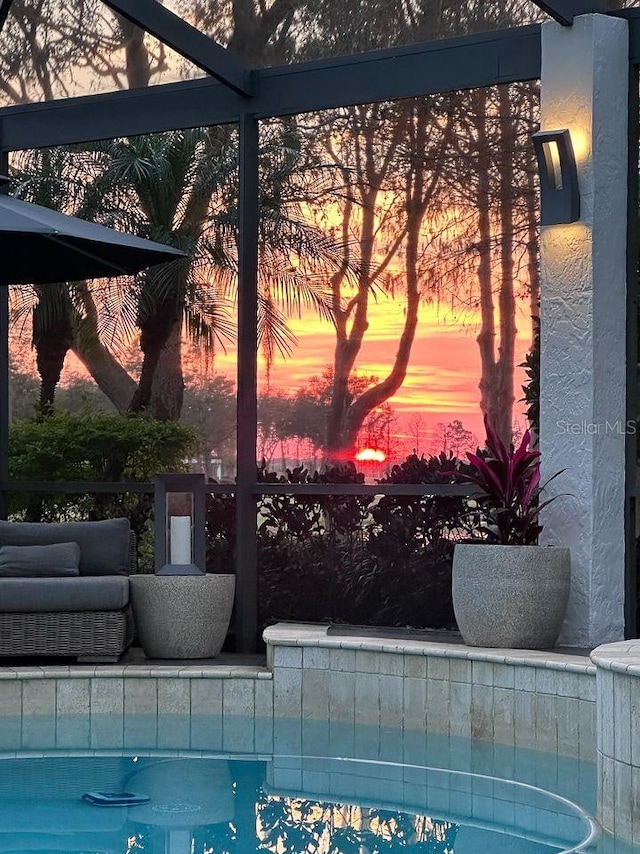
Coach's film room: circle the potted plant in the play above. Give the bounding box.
[452,417,570,649]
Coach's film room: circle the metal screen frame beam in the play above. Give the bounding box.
[235,113,259,654]
[101,0,254,96]
[0,0,13,33]
[530,0,605,26]
[0,24,542,151]
[625,63,640,638]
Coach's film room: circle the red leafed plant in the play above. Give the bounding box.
[458,415,562,545]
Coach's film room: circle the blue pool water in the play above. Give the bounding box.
[0,715,632,853]
[0,753,596,853]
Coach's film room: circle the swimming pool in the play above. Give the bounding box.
[1,626,638,852]
[0,715,614,854]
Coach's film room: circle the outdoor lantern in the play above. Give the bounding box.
[532,129,580,226]
[154,473,206,576]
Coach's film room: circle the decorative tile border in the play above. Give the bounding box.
[0,658,274,753]
[0,626,598,760]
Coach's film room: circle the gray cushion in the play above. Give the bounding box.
[0,542,81,577]
[0,518,131,576]
[0,576,129,612]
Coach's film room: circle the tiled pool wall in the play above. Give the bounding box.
[591,640,640,844]
[265,626,596,761]
[0,666,274,753]
[1,624,639,845]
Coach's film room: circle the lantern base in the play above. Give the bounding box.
[155,564,205,576]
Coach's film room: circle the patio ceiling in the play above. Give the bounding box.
[0,25,542,150]
[0,0,632,144]
[530,0,607,25]
[0,0,616,110]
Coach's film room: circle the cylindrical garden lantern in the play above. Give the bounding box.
[153,473,206,576]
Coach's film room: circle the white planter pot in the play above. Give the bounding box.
[452,544,570,649]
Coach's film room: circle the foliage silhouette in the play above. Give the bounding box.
[205,452,478,632]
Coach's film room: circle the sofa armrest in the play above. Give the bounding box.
[127,531,137,575]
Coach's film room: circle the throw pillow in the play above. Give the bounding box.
[0,542,81,577]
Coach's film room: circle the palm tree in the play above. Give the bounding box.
[10,120,344,419]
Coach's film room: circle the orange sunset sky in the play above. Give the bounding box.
[10,281,534,466]
[229,290,532,457]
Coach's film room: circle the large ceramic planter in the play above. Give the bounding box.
[452,544,570,649]
[130,573,235,658]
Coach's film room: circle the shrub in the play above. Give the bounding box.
[10,412,196,485]
[9,413,197,568]
[256,461,371,625]
[248,454,476,631]
[352,452,477,629]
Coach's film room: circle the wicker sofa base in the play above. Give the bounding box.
[0,608,132,662]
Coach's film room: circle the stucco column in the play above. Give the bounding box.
[539,14,629,647]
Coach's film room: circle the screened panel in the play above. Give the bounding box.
[167,0,545,67]
[0,0,207,108]
[257,492,482,630]
[257,84,539,484]
[8,124,239,486]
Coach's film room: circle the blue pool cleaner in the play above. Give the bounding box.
[81,791,150,806]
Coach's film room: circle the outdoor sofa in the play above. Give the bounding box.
[0,517,135,662]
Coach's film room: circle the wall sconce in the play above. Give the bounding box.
[532,129,580,226]
[154,473,206,575]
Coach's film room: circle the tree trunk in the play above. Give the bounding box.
[119,18,153,88]
[474,91,498,438]
[325,161,376,458]
[325,108,408,460]
[72,335,137,412]
[149,318,184,421]
[128,293,180,414]
[32,286,74,410]
[341,103,430,452]
[525,85,540,330]
[71,282,137,411]
[493,84,517,445]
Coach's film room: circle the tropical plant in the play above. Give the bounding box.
[456,414,560,545]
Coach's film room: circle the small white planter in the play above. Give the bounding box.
[452,544,570,649]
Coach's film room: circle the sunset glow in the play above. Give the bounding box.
[356,448,387,462]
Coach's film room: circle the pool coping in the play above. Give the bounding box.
[263,623,596,674]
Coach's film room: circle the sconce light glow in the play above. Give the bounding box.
[532,129,580,226]
[568,128,589,164]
